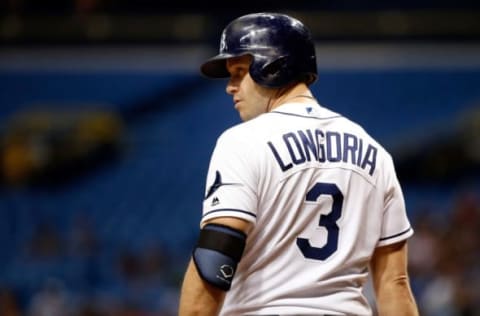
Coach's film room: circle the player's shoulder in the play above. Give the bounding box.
[217,115,268,143]
[214,119,270,160]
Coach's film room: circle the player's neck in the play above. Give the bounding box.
[269,85,316,110]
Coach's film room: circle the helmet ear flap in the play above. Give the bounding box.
[256,56,292,87]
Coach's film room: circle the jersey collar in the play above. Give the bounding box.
[271,101,329,118]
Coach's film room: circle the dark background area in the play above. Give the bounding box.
[1,0,480,45]
[0,1,479,315]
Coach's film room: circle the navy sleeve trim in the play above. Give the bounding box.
[203,208,257,219]
[379,227,412,241]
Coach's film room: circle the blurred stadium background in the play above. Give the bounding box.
[0,1,479,315]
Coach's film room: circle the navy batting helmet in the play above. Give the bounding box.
[200,12,318,88]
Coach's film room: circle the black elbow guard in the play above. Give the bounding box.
[193,223,247,291]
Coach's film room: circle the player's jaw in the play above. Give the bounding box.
[228,77,272,121]
[232,86,271,122]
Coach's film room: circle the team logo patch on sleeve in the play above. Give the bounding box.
[205,170,242,200]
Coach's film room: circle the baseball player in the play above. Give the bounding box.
[179,12,419,316]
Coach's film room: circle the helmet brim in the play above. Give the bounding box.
[200,54,232,78]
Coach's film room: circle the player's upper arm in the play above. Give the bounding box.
[370,240,409,292]
[370,240,419,315]
[192,216,252,292]
[202,216,253,235]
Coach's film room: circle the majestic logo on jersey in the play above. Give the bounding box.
[211,196,220,206]
[205,171,242,200]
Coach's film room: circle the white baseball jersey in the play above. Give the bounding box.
[201,101,413,315]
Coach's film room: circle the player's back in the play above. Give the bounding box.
[219,102,408,315]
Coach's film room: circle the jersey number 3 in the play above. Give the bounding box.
[296,182,343,261]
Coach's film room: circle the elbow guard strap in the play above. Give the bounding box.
[193,223,247,291]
